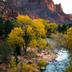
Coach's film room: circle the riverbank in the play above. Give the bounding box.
[0,48,57,72]
[37,49,57,63]
[43,48,69,72]
[17,48,57,72]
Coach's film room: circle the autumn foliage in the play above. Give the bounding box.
[65,27,72,50]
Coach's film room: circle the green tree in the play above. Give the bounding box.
[0,18,16,39]
[45,23,58,37]
[0,42,12,63]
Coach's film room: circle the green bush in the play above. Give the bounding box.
[17,63,38,72]
[9,57,17,72]
[65,65,72,72]
[38,60,46,67]
[0,42,12,63]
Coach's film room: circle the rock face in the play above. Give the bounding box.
[0,0,18,19]
[5,0,72,24]
[56,4,64,14]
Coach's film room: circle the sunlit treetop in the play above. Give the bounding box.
[7,15,47,50]
[67,27,72,35]
[7,27,24,46]
[33,19,45,28]
[16,15,33,25]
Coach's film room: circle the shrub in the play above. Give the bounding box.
[9,57,17,72]
[21,63,37,72]
[38,60,46,67]
[0,42,12,63]
[65,27,72,50]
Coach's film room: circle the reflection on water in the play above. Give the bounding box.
[55,48,69,61]
[43,48,69,72]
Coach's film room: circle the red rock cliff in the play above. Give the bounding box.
[5,0,72,24]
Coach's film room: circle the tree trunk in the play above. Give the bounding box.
[20,45,27,56]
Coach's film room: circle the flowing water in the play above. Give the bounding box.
[43,48,69,72]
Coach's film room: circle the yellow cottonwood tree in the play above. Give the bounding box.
[17,15,33,26]
[33,19,46,38]
[7,27,24,47]
[8,15,47,54]
[66,27,72,50]
[37,38,47,49]
[47,23,58,33]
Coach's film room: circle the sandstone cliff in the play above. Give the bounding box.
[3,0,72,24]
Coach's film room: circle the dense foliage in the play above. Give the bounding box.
[0,13,72,72]
[65,27,72,50]
[1,1,72,72]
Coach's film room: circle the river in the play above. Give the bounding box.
[43,48,69,72]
